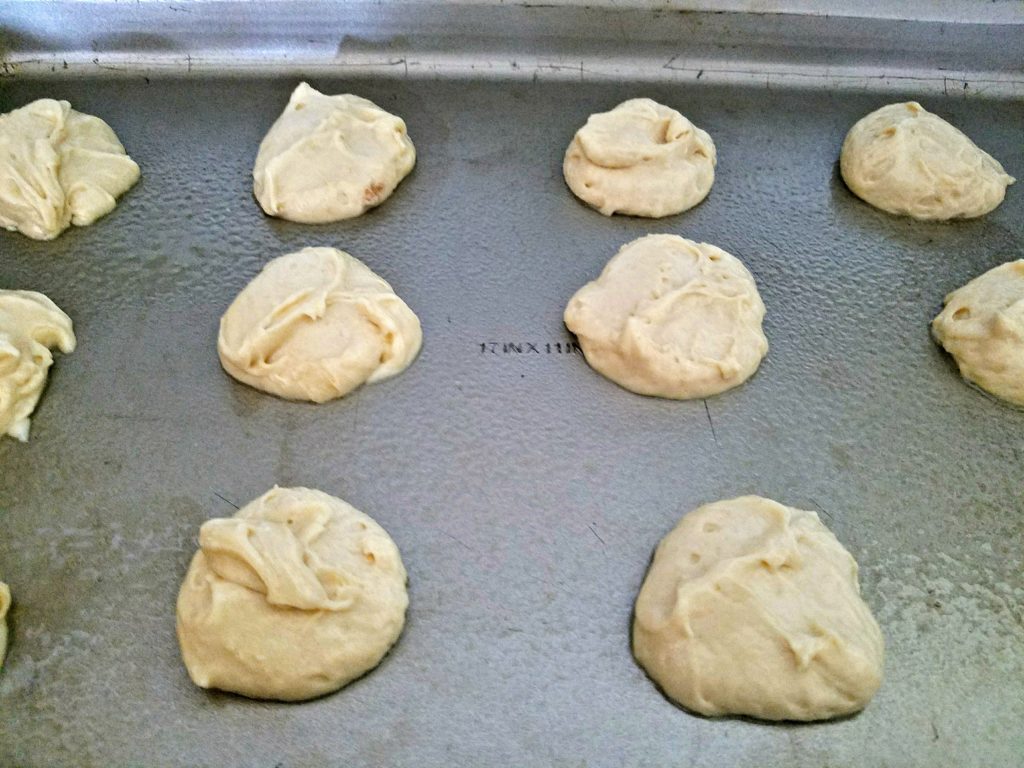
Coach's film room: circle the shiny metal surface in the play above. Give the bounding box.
[2,1,1023,96]
[0,71,1022,766]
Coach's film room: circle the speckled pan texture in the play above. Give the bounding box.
[0,77,1021,768]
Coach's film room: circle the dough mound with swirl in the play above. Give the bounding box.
[564,234,767,399]
[633,496,885,721]
[0,98,139,240]
[176,486,409,701]
[253,82,416,222]
[218,247,422,402]
[563,98,716,218]
[0,290,76,441]
[840,102,1014,220]
[932,260,1024,406]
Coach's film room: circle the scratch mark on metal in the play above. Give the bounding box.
[91,58,127,72]
[703,399,718,445]
[213,491,239,510]
[443,531,474,552]
[808,497,834,522]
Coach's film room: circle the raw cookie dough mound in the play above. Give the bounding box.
[0,582,10,668]
[0,290,76,441]
[0,98,140,240]
[253,82,416,222]
[932,260,1024,405]
[840,102,1014,220]
[218,247,422,402]
[564,234,767,399]
[563,98,716,218]
[176,486,409,701]
[633,496,884,721]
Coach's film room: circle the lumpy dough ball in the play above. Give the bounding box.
[633,496,884,721]
[932,260,1024,406]
[252,82,415,223]
[176,486,409,701]
[217,247,422,403]
[0,98,139,240]
[0,290,76,441]
[564,234,767,399]
[0,582,10,667]
[840,102,1014,220]
[563,98,716,218]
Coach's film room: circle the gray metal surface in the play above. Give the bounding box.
[2,2,1023,97]
[0,73,1022,767]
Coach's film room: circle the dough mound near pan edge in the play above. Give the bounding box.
[563,98,716,218]
[932,260,1024,406]
[839,101,1014,221]
[252,82,416,223]
[0,290,76,442]
[0,98,139,240]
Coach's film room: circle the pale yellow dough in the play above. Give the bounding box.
[633,496,884,721]
[253,83,416,222]
[0,582,10,668]
[564,234,767,399]
[932,260,1024,405]
[218,247,422,402]
[0,290,76,441]
[840,102,1014,220]
[0,98,139,240]
[563,98,716,218]
[176,486,409,701]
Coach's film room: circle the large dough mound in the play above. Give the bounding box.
[176,486,409,701]
[563,98,716,218]
[218,247,422,402]
[840,102,1014,220]
[0,98,140,240]
[564,234,767,399]
[0,582,10,668]
[0,290,76,441]
[253,83,416,222]
[932,260,1024,405]
[633,496,884,721]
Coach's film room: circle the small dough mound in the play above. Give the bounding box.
[218,247,422,402]
[0,290,76,441]
[0,582,10,668]
[633,496,884,721]
[563,98,716,218]
[932,260,1024,405]
[0,98,140,240]
[176,486,409,701]
[564,234,767,399]
[840,102,1014,220]
[253,82,416,222]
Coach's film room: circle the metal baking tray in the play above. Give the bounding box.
[1,3,1022,766]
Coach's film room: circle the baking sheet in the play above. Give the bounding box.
[0,70,1022,767]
